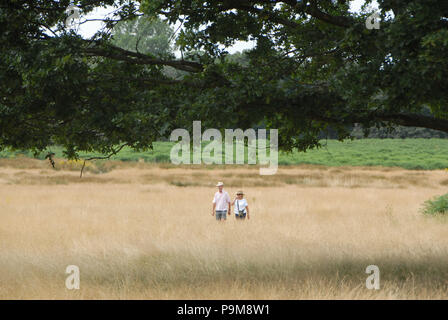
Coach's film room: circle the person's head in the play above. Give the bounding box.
[216,181,224,192]
[236,191,244,199]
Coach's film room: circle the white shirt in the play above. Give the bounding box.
[213,190,231,211]
[234,199,248,214]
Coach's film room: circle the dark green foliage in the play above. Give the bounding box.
[1,0,448,159]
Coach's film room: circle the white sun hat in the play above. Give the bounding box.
[216,182,224,187]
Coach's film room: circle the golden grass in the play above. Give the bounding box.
[0,160,448,299]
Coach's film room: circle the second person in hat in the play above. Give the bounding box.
[232,190,250,220]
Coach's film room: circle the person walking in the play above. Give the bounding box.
[232,190,250,220]
[212,182,231,221]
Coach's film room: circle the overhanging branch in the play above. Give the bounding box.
[377,113,448,133]
[83,43,203,73]
[79,143,128,178]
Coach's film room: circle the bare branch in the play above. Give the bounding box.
[79,143,128,178]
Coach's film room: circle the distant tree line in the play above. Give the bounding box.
[320,106,448,139]
[350,124,448,139]
[318,123,448,139]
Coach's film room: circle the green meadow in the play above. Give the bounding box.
[1,139,447,170]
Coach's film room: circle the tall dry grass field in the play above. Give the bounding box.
[0,159,447,299]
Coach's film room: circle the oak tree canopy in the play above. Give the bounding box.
[1,0,447,158]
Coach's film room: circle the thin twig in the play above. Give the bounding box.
[79,143,128,178]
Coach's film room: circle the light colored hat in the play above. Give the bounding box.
[236,190,244,195]
[216,182,224,187]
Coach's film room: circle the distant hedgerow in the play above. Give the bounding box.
[421,193,448,216]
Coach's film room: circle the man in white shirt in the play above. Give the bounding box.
[212,181,231,221]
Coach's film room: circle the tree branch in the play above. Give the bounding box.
[376,113,448,133]
[79,143,128,178]
[311,110,448,133]
[304,0,353,28]
[83,43,203,73]
[280,0,354,28]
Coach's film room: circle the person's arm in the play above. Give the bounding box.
[227,193,231,215]
[212,195,216,216]
[246,205,250,219]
